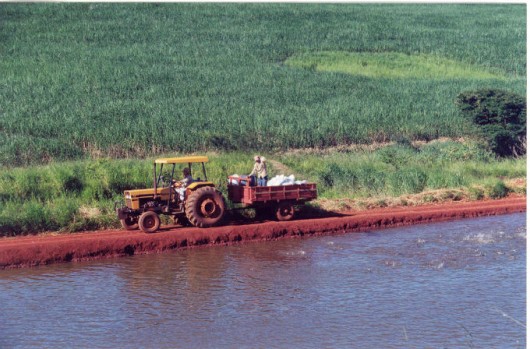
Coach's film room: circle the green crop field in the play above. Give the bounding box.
[1,3,526,166]
[0,3,526,235]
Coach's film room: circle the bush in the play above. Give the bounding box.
[318,163,344,188]
[419,140,493,162]
[456,89,526,157]
[376,143,418,169]
[490,130,520,158]
[486,181,509,199]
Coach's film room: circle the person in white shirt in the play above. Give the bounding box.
[249,155,268,186]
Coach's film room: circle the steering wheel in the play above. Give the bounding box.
[158,175,171,187]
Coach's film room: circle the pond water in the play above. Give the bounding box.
[0,213,526,348]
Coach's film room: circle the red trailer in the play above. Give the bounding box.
[227,176,317,221]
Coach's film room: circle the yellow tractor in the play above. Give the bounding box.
[116,156,226,233]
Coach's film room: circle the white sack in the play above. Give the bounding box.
[267,174,299,186]
[229,174,240,185]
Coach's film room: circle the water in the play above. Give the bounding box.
[1,214,526,348]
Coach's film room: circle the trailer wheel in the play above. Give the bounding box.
[120,216,138,230]
[185,186,226,228]
[138,211,161,233]
[276,202,295,221]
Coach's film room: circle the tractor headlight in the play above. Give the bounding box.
[125,193,132,200]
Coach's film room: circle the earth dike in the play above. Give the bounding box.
[0,196,525,269]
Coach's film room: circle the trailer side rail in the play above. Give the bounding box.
[227,176,317,205]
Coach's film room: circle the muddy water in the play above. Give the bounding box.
[1,214,525,348]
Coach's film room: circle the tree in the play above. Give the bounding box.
[456,89,526,157]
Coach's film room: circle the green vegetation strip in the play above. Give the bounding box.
[285,52,507,80]
[0,141,525,236]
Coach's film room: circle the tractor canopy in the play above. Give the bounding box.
[153,156,210,193]
[155,156,209,164]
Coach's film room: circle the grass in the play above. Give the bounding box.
[282,139,526,202]
[0,4,526,166]
[285,52,508,80]
[0,141,526,236]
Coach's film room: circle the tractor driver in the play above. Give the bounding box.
[173,167,193,201]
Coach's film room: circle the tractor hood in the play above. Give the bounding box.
[124,187,170,199]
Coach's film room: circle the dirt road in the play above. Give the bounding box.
[0,196,525,269]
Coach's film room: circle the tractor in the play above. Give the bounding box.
[116,156,226,232]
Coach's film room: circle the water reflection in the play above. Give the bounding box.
[0,213,525,348]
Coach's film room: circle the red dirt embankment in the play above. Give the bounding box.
[0,196,526,269]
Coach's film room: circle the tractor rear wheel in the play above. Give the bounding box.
[138,211,161,233]
[185,187,226,228]
[276,202,295,221]
[120,216,138,230]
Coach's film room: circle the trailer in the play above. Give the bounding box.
[227,175,318,221]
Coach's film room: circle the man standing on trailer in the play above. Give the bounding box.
[249,155,268,186]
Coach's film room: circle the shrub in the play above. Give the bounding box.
[456,89,526,157]
[376,143,417,169]
[486,181,509,199]
[318,163,344,188]
[419,140,493,162]
[354,167,386,195]
[490,130,520,158]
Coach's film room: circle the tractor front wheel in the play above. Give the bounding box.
[120,216,139,230]
[185,187,226,228]
[138,211,161,233]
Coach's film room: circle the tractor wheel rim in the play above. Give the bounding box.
[280,206,293,217]
[200,198,216,216]
[144,217,155,228]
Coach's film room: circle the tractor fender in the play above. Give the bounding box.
[186,181,216,196]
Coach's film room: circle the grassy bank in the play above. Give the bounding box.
[0,141,525,236]
[1,4,526,166]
